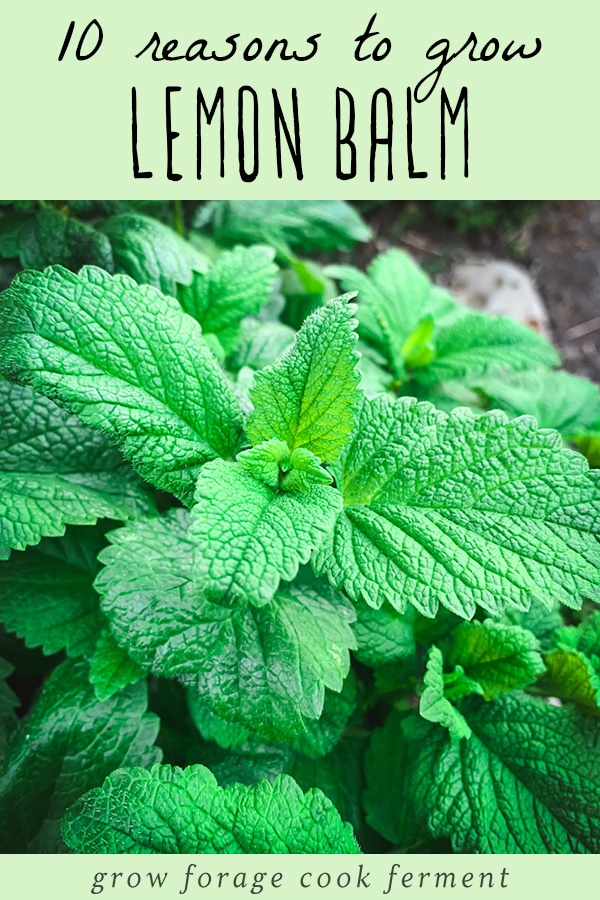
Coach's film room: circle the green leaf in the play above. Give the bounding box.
[574,432,600,468]
[479,368,600,436]
[410,693,600,853]
[501,599,564,650]
[62,765,360,853]
[401,315,435,369]
[238,439,332,492]
[189,672,356,761]
[289,673,358,759]
[0,658,18,763]
[230,318,296,372]
[89,629,145,701]
[177,245,278,353]
[279,259,337,332]
[413,312,559,385]
[288,737,369,847]
[352,601,416,668]
[247,296,361,463]
[199,199,371,254]
[96,511,356,740]
[187,691,251,750]
[0,381,152,557]
[541,649,600,714]
[0,266,244,504]
[190,459,341,606]
[315,395,600,618]
[556,610,600,658]
[440,619,545,700]
[0,527,106,658]
[327,250,458,373]
[419,647,473,740]
[539,612,600,713]
[102,213,208,296]
[0,658,160,851]
[364,711,429,848]
[0,207,114,272]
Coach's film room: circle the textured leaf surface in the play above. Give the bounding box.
[501,600,564,651]
[0,207,114,272]
[178,245,277,352]
[96,512,356,740]
[352,601,416,668]
[89,629,145,701]
[315,395,600,618]
[414,313,559,385]
[190,460,341,606]
[540,612,600,713]
[410,693,600,853]
[237,439,332,491]
[62,764,360,853]
[328,250,457,372]
[247,297,360,463]
[0,266,244,503]
[288,738,368,846]
[200,199,371,254]
[289,673,358,759]
[440,619,545,700]
[480,368,600,435]
[419,647,472,740]
[102,213,208,296]
[0,381,151,557]
[541,649,600,714]
[0,528,106,658]
[0,659,160,852]
[231,318,296,372]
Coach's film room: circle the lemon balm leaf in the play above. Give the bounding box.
[61,765,360,853]
[315,395,600,618]
[0,266,244,504]
[247,296,361,463]
[95,511,356,741]
[190,459,341,606]
[0,381,152,557]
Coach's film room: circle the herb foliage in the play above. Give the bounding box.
[0,199,599,854]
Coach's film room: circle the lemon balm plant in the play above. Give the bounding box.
[0,199,599,854]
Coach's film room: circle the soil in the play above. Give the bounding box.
[358,200,600,385]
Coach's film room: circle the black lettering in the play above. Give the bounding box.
[354,13,391,61]
[435,873,457,889]
[294,34,320,61]
[131,88,153,179]
[238,86,259,182]
[335,88,356,179]
[273,89,303,179]
[196,87,225,179]
[243,38,262,61]
[502,38,542,60]
[162,39,184,61]
[212,34,240,61]
[265,38,293,61]
[135,32,162,61]
[440,86,468,179]
[370,88,393,181]
[480,38,500,60]
[406,87,427,178]
[165,86,182,181]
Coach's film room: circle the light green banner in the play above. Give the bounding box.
[0,0,596,197]
[1,853,599,898]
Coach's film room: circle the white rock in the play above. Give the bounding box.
[450,259,551,339]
